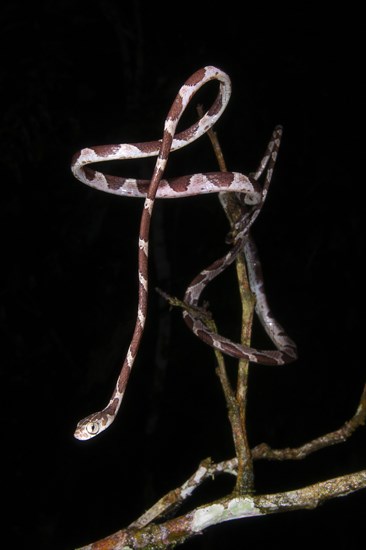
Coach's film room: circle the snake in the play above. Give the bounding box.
[71,66,297,440]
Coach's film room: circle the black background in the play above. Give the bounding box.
[1,1,365,549]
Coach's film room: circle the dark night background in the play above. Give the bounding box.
[1,1,365,548]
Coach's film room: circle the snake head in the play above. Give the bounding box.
[74,400,119,440]
[74,411,108,440]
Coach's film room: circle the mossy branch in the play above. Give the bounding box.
[76,470,366,550]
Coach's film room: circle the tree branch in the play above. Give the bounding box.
[76,470,366,550]
[125,381,366,534]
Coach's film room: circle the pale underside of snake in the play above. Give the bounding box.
[71,66,297,440]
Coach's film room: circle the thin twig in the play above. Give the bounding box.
[197,104,255,493]
[156,286,255,494]
[252,382,366,460]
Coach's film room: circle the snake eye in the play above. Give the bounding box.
[86,421,99,435]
